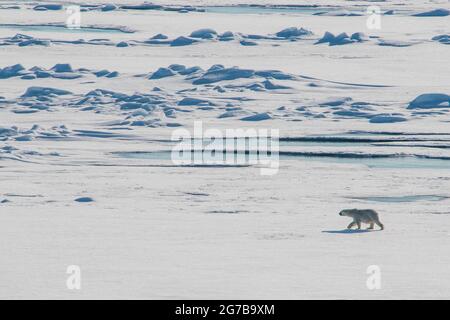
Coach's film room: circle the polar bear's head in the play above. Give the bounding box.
[339,209,352,216]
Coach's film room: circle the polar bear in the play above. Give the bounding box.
[339,209,384,230]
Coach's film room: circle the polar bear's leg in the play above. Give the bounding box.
[375,220,384,230]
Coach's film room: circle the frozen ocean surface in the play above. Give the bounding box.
[0,0,449,299]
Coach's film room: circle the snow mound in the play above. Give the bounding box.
[168,65,296,85]
[407,94,450,109]
[189,28,217,39]
[151,33,168,40]
[241,112,272,121]
[240,40,258,46]
[179,66,203,75]
[316,32,366,46]
[178,97,213,106]
[1,63,120,80]
[51,64,73,73]
[116,41,130,47]
[369,114,408,123]
[120,102,153,111]
[75,197,94,203]
[33,4,62,11]
[413,9,450,17]
[101,4,117,11]
[275,27,312,39]
[262,80,291,90]
[319,97,352,107]
[378,40,414,47]
[51,73,82,80]
[149,67,175,79]
[22,87,72,97]
[218,31,234,41]
[333,110,372,118]
[254,70,294,80]
[218,109,248,119]
[94,69,118,78]
[0,64,25,79]
[192,67,255,85]
[120,3,163,10]
[315,9,363,16]
[168,64,186,72]
[145,65,202,79]
[170,36,198,46]
[0,125,71,141]
[18,38,50,47]
[351,32,369,42]
[432,34,450,45]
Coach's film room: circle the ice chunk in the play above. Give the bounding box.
[94,70,111,77]
[178,97,211,106]
[189,28,217,39]
[106,71,119,78]
[18,39,50,46]
[170,36,197,46]
[413,9,449,17]
[22,87,72,97]
[121,4,163,10]
[0,64,25,78]
[407,93,450,109]
[262,80,291,90]
[378,40,413,47]
[168,64,186,72]
[179,66,203,75]
[34,4,62,11]
[369,115,407,123]
[275,27,312,38]
[151,33,168,40]
[75,197,94,203]
[240,40,258,46]
[51,64,73,73]
[101,4,117,11]
[432,34,450,44]
[319,97,352,107]
[241,113,272,121]
[254,70,294,80]
[316,32,356,45]
[21,74,37,80]
[218,31,234,41]
[51,73,82,80]
[351,32,368,42]
[192,67,254,85]
[149,67,175,79]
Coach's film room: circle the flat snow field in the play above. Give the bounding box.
[0,0,449,299]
